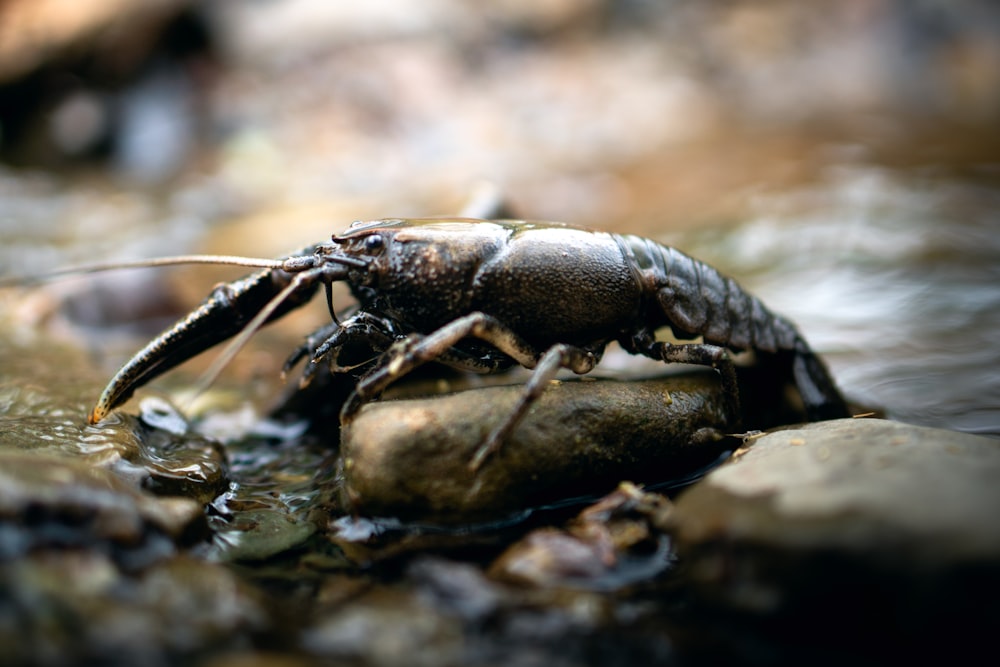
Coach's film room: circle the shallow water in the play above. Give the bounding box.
[669,163,1000,437]
[2,126,998,667]
[2,3,1000,664]
[2,19,1000,667]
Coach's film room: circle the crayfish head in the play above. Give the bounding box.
[332,218,505,283]
[331,218,508,327]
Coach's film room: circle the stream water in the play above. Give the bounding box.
[1,3,999,664]
[1,148,998,667]
[673,163,1000,437]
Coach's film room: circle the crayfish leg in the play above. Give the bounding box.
[623,333,743,432]
[468,343,597,472]
[339,312,542,422]
[339,312,599,471]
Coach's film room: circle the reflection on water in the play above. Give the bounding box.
[671,164,1000,436]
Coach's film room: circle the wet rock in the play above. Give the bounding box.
[668,418,1000,660]
[211,507,317,563]
[408,556,503,622]
[340,372,735,524]
[311,540,681,667]
[0,451,206,567]
[134,406,230,503]
[326,514,512,567]
[0,334,229,503]
[493,528,614,586]
[302,587,463,667]
[206,436,339,563]
[0,552,268,667]
[490,482,675,590]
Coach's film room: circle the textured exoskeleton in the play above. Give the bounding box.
[88,219,849,469]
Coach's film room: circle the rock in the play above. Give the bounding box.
[340,372,736,524]
[0,334,229,503]
[212,508,316,563]
[408,556,503,622]
[668,418,1000,661]
[0,552,268,666]
[489,482,675,589]
[0,451,207,567]
[301,587,463,667]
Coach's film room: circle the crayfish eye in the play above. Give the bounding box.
[364,234,384,253]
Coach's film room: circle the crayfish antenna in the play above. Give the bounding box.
[0,255,289,287]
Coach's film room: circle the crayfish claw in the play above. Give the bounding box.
[281,346,310,380]
[281,320,341,379]
[297,358,324,389]
[86,407,104,426]
[310,337,337,363]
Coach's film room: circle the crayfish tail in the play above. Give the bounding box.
[792,341,851,420]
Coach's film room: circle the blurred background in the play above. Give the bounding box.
[1,0,998,434]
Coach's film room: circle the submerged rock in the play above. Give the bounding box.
[0,451,206,568]
[490,482,675,590]
[668,418,1000,661]
[340,372,736,524]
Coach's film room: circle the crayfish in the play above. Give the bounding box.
[80,218,849,469]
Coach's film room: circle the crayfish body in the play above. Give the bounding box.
[88,218,849,469]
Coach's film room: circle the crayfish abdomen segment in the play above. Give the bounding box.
[624,234,800,353]
[623,234,848,421]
